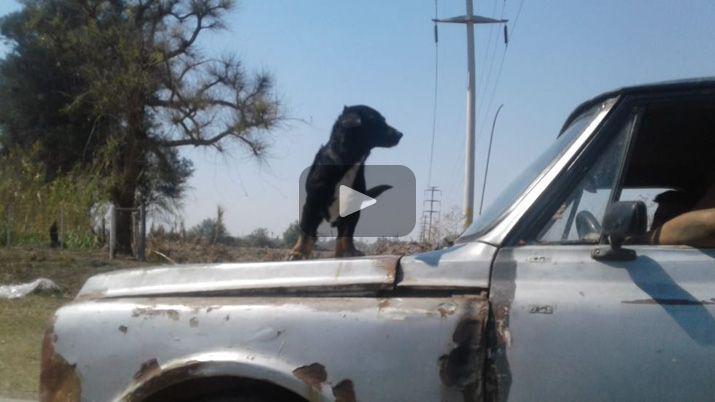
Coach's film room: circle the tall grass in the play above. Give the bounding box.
[0,147,107,248]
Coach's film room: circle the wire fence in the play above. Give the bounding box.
[0,201,147,260]
[0,203,103,249]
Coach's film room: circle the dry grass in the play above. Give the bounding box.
[0,247,147,399]
[145,237,334,264]
[370,240,434,256]
[0,296,65,399]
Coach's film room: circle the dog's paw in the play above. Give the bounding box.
[287,251,308,261]
[335,249,364,258]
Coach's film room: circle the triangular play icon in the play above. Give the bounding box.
[339,185,377,217]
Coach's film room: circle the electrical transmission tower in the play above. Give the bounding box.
[420,186,442,244]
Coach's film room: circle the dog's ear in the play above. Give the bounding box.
[340,112,362,129]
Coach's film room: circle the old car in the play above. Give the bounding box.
[42,78,715,401]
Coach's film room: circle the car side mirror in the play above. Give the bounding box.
[592,201,647,261]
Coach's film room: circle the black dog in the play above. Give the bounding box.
[289,105,403,259]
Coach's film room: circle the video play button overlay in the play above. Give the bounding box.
[298,165,416,237]
[339,185,377,217]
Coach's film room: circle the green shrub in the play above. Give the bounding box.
[0,147,108,248]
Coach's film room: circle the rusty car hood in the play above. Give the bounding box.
[77,255,399,299]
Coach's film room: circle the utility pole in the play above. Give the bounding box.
[433,0,507,228]
[464,0,477,229]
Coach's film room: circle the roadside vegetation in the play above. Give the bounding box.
[0,0,281,256]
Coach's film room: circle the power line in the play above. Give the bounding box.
[476,0,526,143]
[475,0,507,132]
[475,0,501,124]
[472,0,527,216]
[423,1,441,244]
[476,47,507,139]
[510,0,526,39]
[427,0,440,186]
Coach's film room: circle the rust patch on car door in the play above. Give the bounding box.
[40,324,81,402]
[485,254,517,402]
[438,297,489,402]
[332,379,356,402]
[124,360,204,402]
[293,362,329,402]
[133,358,161,381]
[293,362,328,389]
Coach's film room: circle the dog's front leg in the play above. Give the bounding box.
[288,205,321,260]
[334,216,364,258]
[288,234,316,260]
[335,236,364,258]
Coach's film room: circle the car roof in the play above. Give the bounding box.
[559,77,715,135]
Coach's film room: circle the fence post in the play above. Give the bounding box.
[101,214,106,245]
[59,207,65,248]
[4,204,11,248]
[109,204,116,259]
[138,204,146,261]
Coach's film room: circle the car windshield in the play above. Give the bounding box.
[459,97,617,241]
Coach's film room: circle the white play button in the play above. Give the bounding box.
[339,185,377,217]
[299,165,416,236]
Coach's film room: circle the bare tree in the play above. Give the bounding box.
[70,0,281,254]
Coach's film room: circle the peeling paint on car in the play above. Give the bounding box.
[40,322,81,402]
[133,358,160,381]
[332,379,356,402]
[438,302,458,318]
[292,363,327,389]
[124,360,204,402]
[131,307,180,321]
[438,299,488,402]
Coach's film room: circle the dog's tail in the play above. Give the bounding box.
[365,184,392,199]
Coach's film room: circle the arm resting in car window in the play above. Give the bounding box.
[651,208,715,248]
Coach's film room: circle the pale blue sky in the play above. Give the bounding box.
[1,1,714,238]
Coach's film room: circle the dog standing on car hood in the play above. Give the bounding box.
[289,105,403,260]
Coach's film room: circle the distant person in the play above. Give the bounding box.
[49,221,60,248]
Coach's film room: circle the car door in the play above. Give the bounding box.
[491,245,715,402]
[488,95,715,401]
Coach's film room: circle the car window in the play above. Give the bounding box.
[460,97,617,240]
[535,100,715,247]
[534,114,632,244]
[614,101,715,246]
